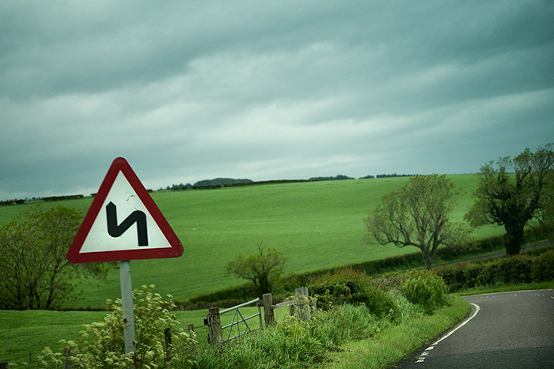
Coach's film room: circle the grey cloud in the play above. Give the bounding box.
[1,0,553,200]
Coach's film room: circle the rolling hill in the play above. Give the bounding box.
[0,175,504,308]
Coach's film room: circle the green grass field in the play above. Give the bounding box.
[0,175,504,309]
[0,303,284,364]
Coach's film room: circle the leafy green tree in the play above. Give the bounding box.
[225,243,288,296]
[0,205,110,309]
[365,174,471,270]
[465,144,554,256]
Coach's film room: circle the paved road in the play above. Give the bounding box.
[439,242,553,267]
[393,289,554,369]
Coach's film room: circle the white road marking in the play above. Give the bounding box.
[414,303,480,364]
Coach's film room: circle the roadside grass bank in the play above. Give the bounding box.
[318,279,554,369]
[319,296,470,369]
[190,271,456,369]
[2,280,552,367]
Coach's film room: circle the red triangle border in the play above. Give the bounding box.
[67,157,183,263]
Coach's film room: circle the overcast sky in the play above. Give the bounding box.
[1,0,553,200]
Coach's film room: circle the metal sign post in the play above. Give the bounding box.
[120,260,136,368]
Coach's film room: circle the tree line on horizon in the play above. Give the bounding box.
[0,173,420,204]
[160,173,418,192]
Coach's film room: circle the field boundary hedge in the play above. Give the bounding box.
[182,223,553,309]
[435,245,554,292]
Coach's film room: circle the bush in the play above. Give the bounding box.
[495,255,533,284]
[531,249,554,282]
[436,246,554,292]
[310,304,387,347]
[524,222,554,244]
[309,268,396,318]
[387,290,425,323]
[400,273,448,314]
[39,285,196,369]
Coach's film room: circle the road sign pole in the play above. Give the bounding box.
[120,260,136,368]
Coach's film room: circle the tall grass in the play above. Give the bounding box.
[327,296,470,369]
[193,269,456,369]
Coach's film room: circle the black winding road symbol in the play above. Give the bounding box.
[106,201,148,246]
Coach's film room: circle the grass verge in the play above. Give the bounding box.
[318,296,470,369]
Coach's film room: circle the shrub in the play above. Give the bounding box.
[39,285,196,369]
[387,290,425,323]
[309,268,396,318]
[310,304,387,347]
[524,222,554,244]
[495,255,533,284]
[531,249,554,282]
[435,245,554,292]
[370,272,411,292]
[474,262,497,287]
[400,273,448,314]
[473,235,506,253]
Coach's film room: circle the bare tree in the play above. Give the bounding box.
[365,174,471,270]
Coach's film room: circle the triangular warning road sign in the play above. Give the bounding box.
[67,157,183,263]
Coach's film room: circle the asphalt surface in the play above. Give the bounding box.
[392,289,554,369]
[439,241,553,267]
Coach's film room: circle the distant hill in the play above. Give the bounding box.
[309,175,354,181]
[193,178,253,187]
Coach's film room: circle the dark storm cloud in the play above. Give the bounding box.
[1,0,553,200]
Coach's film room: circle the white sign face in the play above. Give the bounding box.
[79,172,172,253]
[68,157,183,263]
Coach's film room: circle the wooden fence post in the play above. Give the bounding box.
[164,327,172,354]
[188,324,197,352]
[295,287,310,321]
[206,307,222,344]
[64,347,72,369]
[0,362,8,369]
[262,293,275,327]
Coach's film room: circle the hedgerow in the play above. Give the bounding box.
[435,247,554,292]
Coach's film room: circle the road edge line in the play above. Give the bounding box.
[415,303,480,363]
[432,303,480,345]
